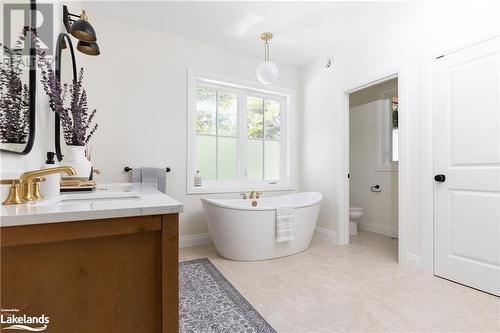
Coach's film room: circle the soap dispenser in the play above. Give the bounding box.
[194,170,202,187]
[40,152,60,198]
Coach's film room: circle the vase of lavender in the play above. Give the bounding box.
[36,44,98,179]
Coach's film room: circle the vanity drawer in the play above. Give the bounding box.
[1,215,162,247]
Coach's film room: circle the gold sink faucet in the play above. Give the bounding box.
[1,166,76,205]
[32,177,46,200]
[19,166,76,201]
[0,179,23,205]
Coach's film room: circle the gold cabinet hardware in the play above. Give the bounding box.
[1,179,24,205]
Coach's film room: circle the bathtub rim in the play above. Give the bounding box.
[200,191,322,211]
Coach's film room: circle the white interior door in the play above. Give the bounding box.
[434,36,500,296]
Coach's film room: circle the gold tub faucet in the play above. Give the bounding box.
[240,191,262,200]
[1,166,76,205]
[248,191,262,200]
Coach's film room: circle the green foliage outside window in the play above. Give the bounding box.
[195,85,282,181]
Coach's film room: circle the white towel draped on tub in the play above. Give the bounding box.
[275,207,295,242]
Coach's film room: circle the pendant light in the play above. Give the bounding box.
[256,32,279,85]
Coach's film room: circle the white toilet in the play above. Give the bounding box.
[349,206,364,235]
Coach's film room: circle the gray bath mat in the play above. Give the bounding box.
[179,258,276,333]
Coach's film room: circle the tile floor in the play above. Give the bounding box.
[179,231,500,332]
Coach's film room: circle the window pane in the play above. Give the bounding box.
[392,128,399,162]
[196,87,216,135]
[247,96,264,139]
[195,135,216,179]
[217,137,237,180]
[246,139,263,180]
[264,141,280,180]
[217,91,238,136]
[265,99,280,140]
[392,98,398,129]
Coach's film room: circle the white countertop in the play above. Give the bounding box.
[0,183,183,227]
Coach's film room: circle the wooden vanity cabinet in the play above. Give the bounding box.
[0,213,179,333]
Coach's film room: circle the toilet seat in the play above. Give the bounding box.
[349,206,363,212]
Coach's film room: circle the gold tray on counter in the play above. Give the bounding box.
[60,179,96,192]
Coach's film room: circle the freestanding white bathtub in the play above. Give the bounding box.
[201,192,322,261]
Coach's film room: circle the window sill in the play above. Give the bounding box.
[187,181,295,195]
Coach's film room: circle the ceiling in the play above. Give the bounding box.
[85,1,424,67]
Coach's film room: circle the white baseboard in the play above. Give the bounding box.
[400,252,423,271]
[358,221,396,238]
[179,233,212,248]
[406,253,422,264]
[314,226,337,242]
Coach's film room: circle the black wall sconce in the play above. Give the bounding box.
[63,5,100,56]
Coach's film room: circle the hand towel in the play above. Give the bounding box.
[276,207,295,242]
[131,167,167,193]
[132,167,142,183]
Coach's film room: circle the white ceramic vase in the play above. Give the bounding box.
[62,145,92,179]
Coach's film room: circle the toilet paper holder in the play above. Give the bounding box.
[371,185,381,193]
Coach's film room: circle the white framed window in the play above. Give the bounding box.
[187,69,296,194]
[391,97,399,162]
[375,99,398,171]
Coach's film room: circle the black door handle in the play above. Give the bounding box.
[434,174,446,182]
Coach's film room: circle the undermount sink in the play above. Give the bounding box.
[35,185,141,207]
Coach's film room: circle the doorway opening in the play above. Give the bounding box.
[346,76,399,261]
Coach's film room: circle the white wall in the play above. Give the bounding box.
[349,100,398,237]
[300,1,500,272]
[74,12,300,238]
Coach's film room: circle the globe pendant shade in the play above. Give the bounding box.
[256,61,279,85]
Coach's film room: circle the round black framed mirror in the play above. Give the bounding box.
[0,0,37,155]
[54,33,77,161]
